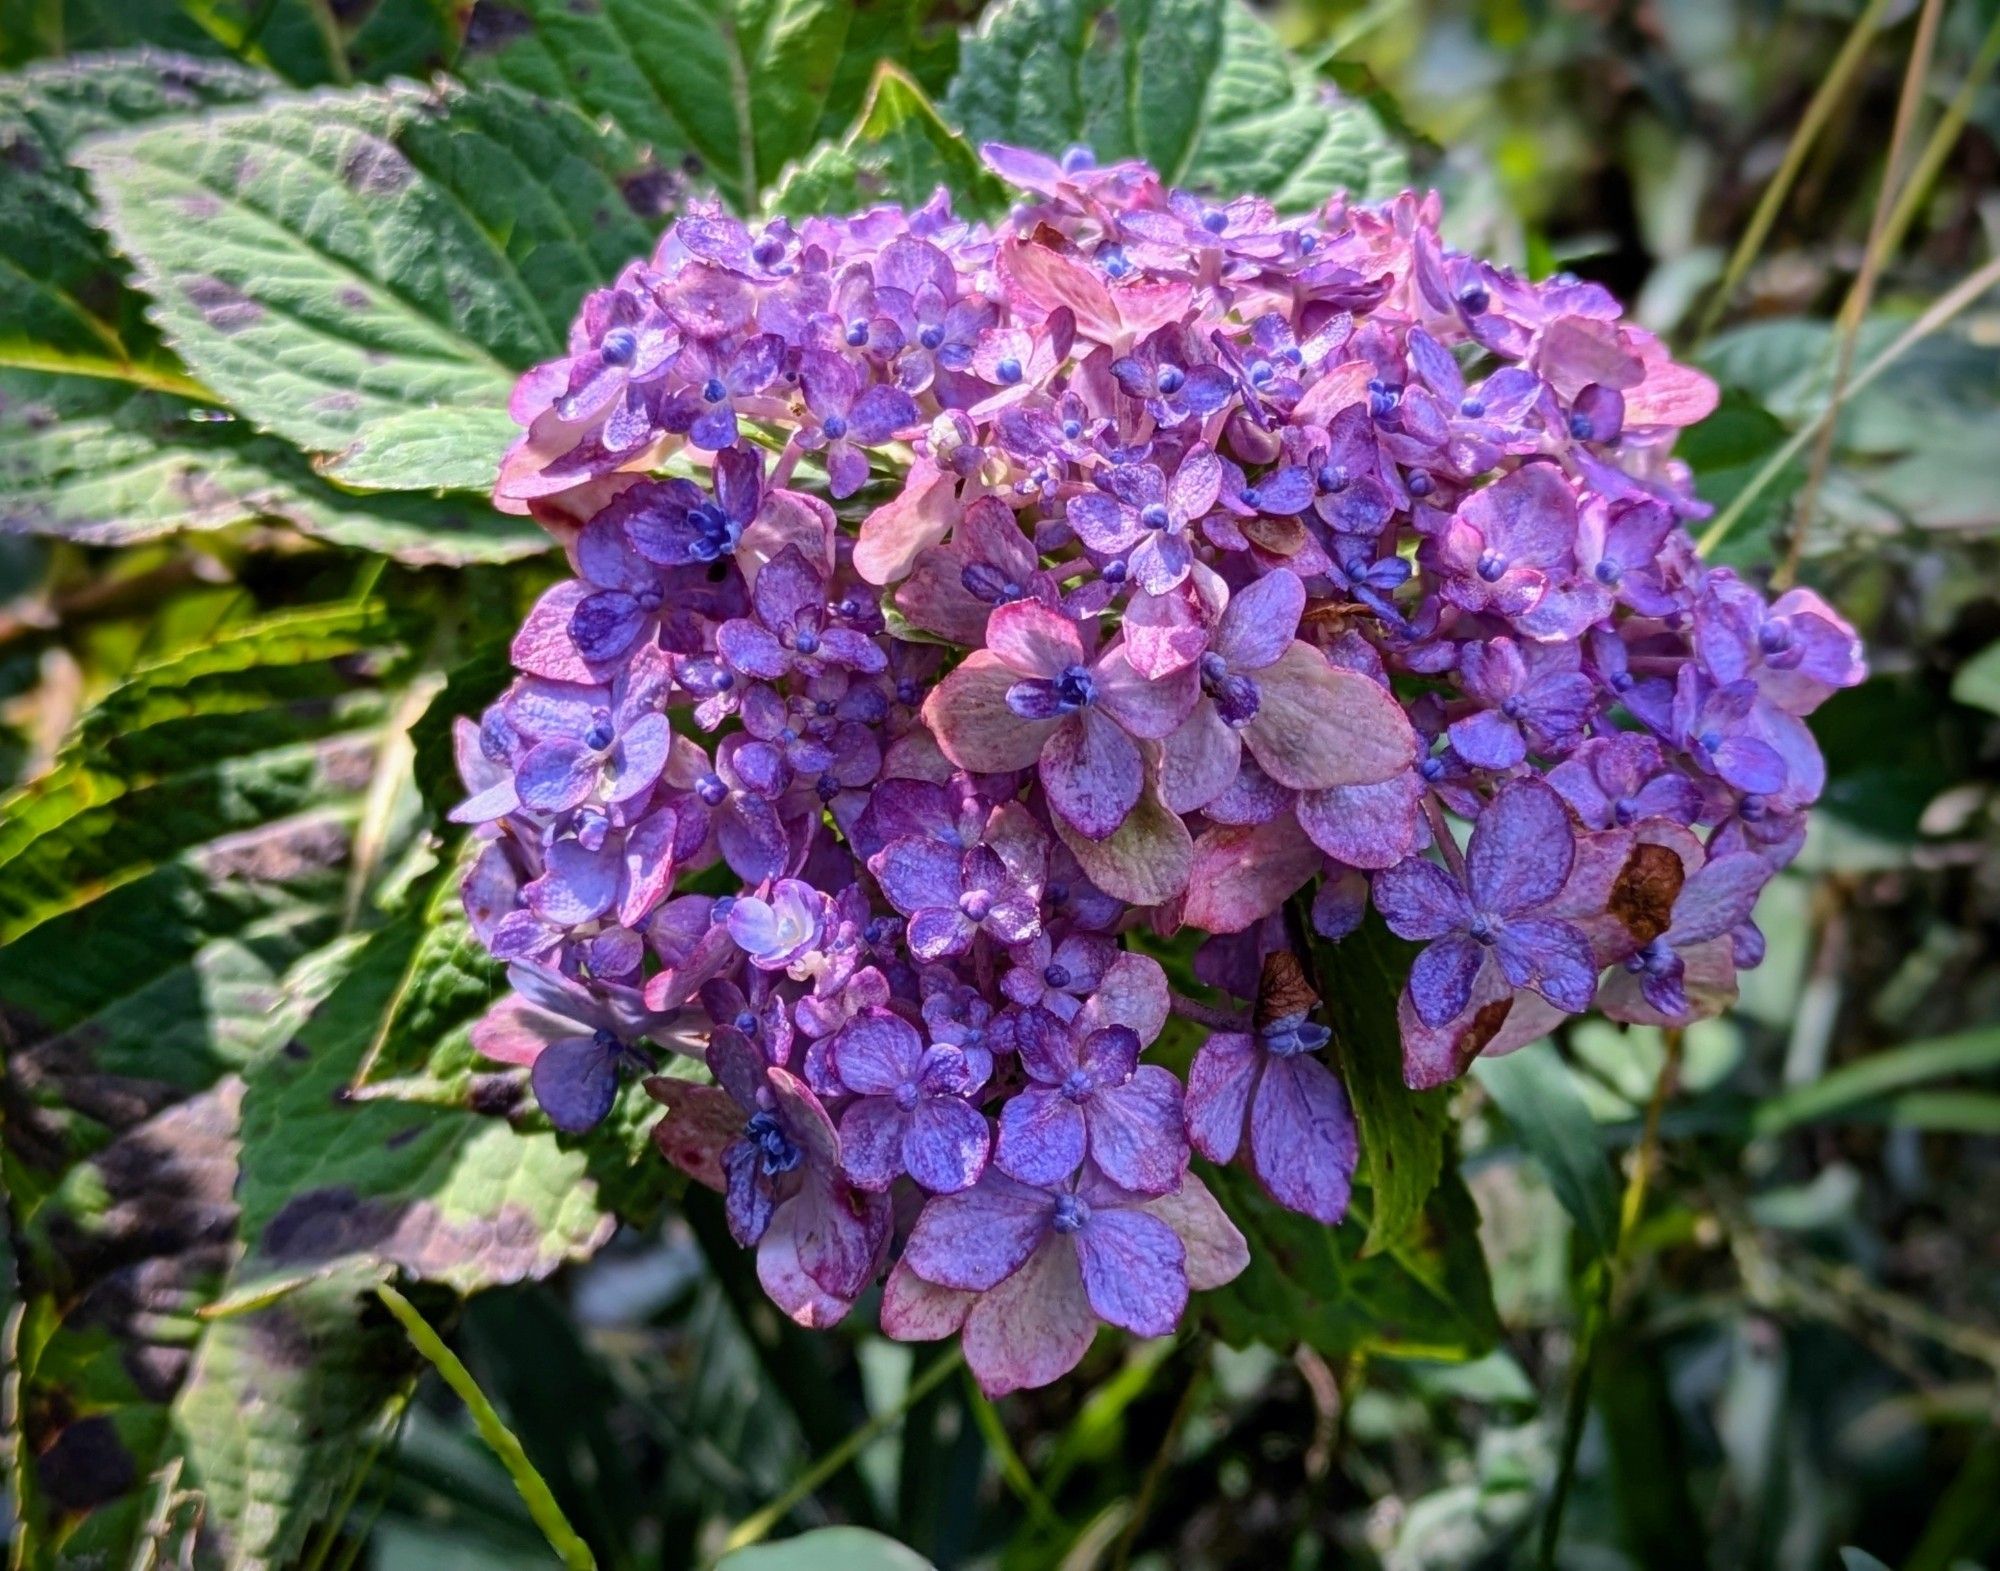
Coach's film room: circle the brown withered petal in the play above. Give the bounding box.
[1255,949,1320,1030]
[1608,841,1686,947]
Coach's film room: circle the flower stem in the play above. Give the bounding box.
[722,1346,967,1554]
[1539,1027,1683,1567]
[1168,989,1249,1031]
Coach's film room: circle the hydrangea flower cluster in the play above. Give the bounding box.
[456,144,1864,1394]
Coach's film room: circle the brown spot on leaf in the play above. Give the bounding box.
[1608,841,1684,947]
[34,1415,136,1513]
[181,275,263,333]
[193,813,351,885]
[619,164,681,220]
[260,1188,602,1285]
[468,1071,525,1117]
[463,0,534,52]
[340,138,416,197]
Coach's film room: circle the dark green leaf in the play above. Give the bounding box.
[0,50,272,370]
[1314,911,1449,1256]
[76,79,653,490]
[773,62,1008,220]
[0,601,412,1566]
[1472,1041,1620,1261]
[1677,390,1799,569]
[1201,1159,1501,1362]
[459,0,933,212]
[945,0,1406,207]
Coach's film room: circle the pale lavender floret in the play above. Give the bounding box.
[1307,404,1395,535]
[870,831,1043,959]
[726,878,829,971]
[1373,779,1600,1029]
[897,1165,1191,1391]
[1000,931,1118,1021]
[618,446,764,568]
[1064,446,1223,594]
[716,545,888,682]
[470,962,684,1133]
[509,643,674,816]
[658,332,784,450]
[995,1011,1187,1195]
[1110,325,1235,428]
[1431,462,1577,617]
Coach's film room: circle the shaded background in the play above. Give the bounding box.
[2,1,1999,1568]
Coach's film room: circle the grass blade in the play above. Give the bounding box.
[1696,0,1896,342]
[374,1284,597,1571]
[1780,0,1946,588]
[1752,1027,2000,1135]
[1697,252,2000,556]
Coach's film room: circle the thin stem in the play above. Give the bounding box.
[963,1375,1065,1532]
[721,1347,966,1555]
[1781,0,1946,589]
[1539,1028,1682,1567]
[1168,989,1249,1032]
[1695,0,1895,343]
[1698,251,2000,556]
[1878,11,2000,264]
[1423,797,1466,881]
[1109,1343,1207,1571]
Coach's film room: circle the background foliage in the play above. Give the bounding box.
[0,0,1997,1568]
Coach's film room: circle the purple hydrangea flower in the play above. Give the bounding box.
[994,1011,1187,1195]
[1373,780,1600,1028]
[828,1008,992,1193]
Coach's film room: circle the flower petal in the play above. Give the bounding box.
[1247,1054,1357,1224]
[1074,1208,1187,1335]
[1242,643,1416,789]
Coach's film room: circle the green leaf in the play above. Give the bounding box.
[76,79,653,491]
[1201,1158,1501,1363]
[0,368,548,563]
[0,0,466,83]
[460,0,937,212]
[1751,1026,2000,1136]
[0,50,273,370]
[945,0,1407,207]
[718,1527,939,1571]
[0,601,411,1566]
[1314,911,1449,1256]
[0,599,624,1567]
[772,61,1008,220]
[1677,390,1799,569]
[1472,1041,1620,1261]
[1952,640,2000,716]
